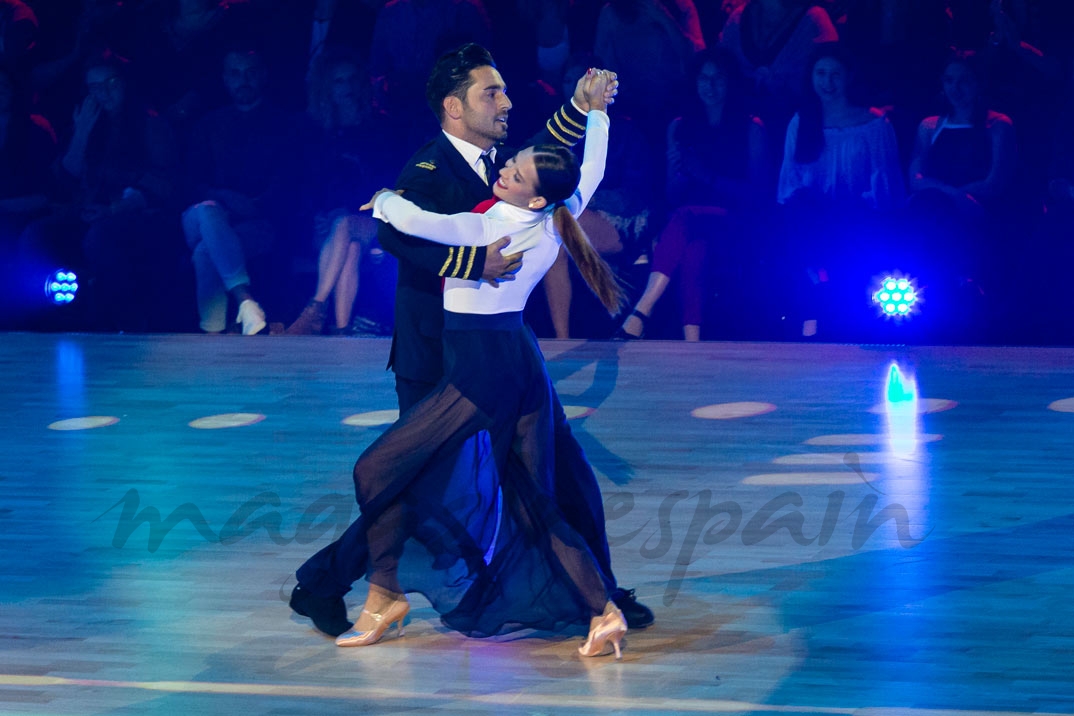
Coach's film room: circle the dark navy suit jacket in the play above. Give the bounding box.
[379,101,588,386]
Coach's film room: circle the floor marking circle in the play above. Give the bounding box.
[563,405,596,420]
[342,410,400,427]
[691,402,776,420]
[1048,397,1074,413]
[804,434,943,446]
[48,416,119,431]
[772,453,890,465]
[188,413,266,429]
[742,472,878,486]
[869,398,958,414]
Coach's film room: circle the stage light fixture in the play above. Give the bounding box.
[45,269,79,305]
[872,275,918,318]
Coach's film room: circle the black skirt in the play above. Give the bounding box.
[351,311,610,637]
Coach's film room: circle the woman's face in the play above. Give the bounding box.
[942,62,979,111]
[86,66,125,114]
[492,147,544,209]
[811,56,848,101]
[696,61,728,107]
[329,62,362,109]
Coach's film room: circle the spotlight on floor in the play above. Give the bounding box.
[45,269,79,305]
[872,275,919,319]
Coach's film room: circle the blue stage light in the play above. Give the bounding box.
[872,274,919,319]
[44,269,79,305]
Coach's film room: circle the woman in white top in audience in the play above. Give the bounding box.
[777,43,904,211]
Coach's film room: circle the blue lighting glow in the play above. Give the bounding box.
[44,270,79,305]
[872,274,919,319]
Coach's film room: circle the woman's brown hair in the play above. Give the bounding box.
[532,145,626,314]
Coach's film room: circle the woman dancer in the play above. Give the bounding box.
[337,71,629,658]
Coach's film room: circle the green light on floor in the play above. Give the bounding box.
[886,363,915,403]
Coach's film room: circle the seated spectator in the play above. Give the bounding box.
[837,0,952,150]
[979,0,1062,201]
[251,0,382,113]
[129,0,258,132]
[1038,54,1074,340]
[1047,56,1074,214]
[906,51,1017,287]
[536,53,653,339]
[285,49,402,336]
[777,44,904,212]
[594,0,704,134]
[0,67,55,243]
[718,0,838,135]
[616,48,771,341]
[23,52,183,332]
[776,43,905,338]
[28,0,141,137]
[182,48,304,335]
[485,0,570,86]
[369,0,492,144]
[0,0,37,75]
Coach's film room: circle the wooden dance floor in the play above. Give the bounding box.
[2,332,1073,715]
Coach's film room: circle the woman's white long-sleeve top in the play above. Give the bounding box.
[373,110,609,315]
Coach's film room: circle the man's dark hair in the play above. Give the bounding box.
[425,43,496,123]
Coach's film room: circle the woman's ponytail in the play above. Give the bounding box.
[533,144,627,315]
[552,204,626,315]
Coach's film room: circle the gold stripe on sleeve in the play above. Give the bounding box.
[462,246,477,280]
[554,113,584,140]
[545,121,571,146]
[559,108,586,131]
[450,244,466,277]
[439,247,455,277]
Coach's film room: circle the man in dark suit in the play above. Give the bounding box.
[291,44,652,635]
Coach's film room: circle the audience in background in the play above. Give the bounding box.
[906,51,1017,292]
[617,48,771,341]
[538,52,651,339]
[25,52,182,332]
[285,49,400,336]
[777,42,904,338]
[594,0,703,134]
[1,0,1071,344]
[778,44,904,211]
[368,0,492,142]
[182,49,302,335]
[718,0,838,137]
[0,67,54,244]
[130,0,253,132]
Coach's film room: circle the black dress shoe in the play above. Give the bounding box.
[611,587,654,629]
[290,584,353,637]
[611,309,648,341]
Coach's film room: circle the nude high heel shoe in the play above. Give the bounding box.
[335,593,410,647]
[578,602,627,659]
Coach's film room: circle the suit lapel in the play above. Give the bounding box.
[435,134,491,198]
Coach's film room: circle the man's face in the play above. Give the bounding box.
[330,62,362,109]
[457,66,512,149]
[223,53,266,109]
[86,66,125,115]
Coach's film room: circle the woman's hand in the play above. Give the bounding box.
[72,96,101,138]
[360,188,400,212]
[582,69,617,112]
